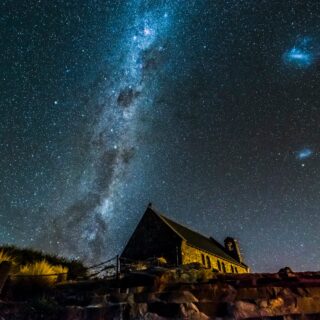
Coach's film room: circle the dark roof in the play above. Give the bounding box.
[149,206,247,267]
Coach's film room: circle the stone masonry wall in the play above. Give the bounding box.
[181,241,247,273]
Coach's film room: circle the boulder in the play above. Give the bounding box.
[157,290,199,304]
[179,302,210,320]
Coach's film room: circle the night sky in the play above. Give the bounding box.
[1,0,320,272]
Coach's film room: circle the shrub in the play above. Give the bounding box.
[52,264,68,282]
[22,296,63,319]
[15,260,67,286]
[0,245,87,279]
[0,249,16,265]
[156,257,167,266]
[157,265,217,291]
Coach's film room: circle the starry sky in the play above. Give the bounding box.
[1,0,320,272]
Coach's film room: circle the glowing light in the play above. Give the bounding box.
[143,27,152,36]
[283,36,316,69]
[289,49,308,60]
[297,148,313,160]
[284,48,313,68]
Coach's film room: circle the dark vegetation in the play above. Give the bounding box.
[0,245,89,317]
[0,245,87,280]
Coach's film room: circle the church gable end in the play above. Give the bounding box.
[120,206,182,265]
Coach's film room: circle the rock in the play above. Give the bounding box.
[109,292,129,303]
[279,267,295,278]
[277,288,297,306]
[148,301,181,318]
[158,290,199,304]
[136,303,148,316]
[296,297,320,313]
[85,305,107,320]
[196,301,220,318]
[257,299,268,308]
[180,302,210,320]
[90,294,107,305]
[142,312,168,320]
[269,297,284,308]
[65,306,85,320]
[233,300,259,319]
[134,292,158,303]
[0,261,11,294]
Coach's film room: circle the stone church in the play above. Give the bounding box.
[120,204,249,273]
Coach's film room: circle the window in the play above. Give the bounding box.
[201,253,205,266]
[231,265,234,273]
[235,266,238,273]
[206,256,211,268]
[217,260,221,271]
[222,262,226,273]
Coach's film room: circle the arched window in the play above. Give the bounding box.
[217,260,221,271]
[206,256,211,268]
[231,265,234,273]
[235,266,238,273]
[201,253,205,266]
[222,262,226,273]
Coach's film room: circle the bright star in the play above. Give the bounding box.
[143,27,152,36]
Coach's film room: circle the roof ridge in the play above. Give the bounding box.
[151,205,222,246]
[147,205,186,240]
[160,213,213,241]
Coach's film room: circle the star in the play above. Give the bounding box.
[143,27,153,36]
[2,0,320,274]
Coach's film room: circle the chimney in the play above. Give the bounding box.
[224,237,243,263]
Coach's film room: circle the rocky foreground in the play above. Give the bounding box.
[1,266,320,319]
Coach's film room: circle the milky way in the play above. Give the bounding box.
[40,1,179,262]
[2,1,320,272]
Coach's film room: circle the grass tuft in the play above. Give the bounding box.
[0,249,16,265]
[16,260,68,285]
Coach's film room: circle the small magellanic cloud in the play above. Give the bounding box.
[296,148,313,160]
[283,36,315,69]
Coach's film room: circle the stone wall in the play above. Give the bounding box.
[3,269,320,319]
[181,241,247,273]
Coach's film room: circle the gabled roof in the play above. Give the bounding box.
[149,205,247,267]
